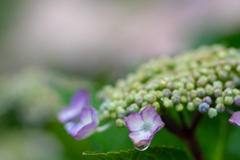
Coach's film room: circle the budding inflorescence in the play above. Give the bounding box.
[97,45,240,126]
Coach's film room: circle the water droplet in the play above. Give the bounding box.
[134,142,150,151]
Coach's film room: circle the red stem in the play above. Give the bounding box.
[162,113,204,160]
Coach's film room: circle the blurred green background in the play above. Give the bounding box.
[1,1,240,160]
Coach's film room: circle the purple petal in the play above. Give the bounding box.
[67,106,99,140]
[67,123,84,136]
[80,107,99,125]
[58,89,90,124]
[151,115,165,134]
[70,89,90,107]
[129,131,153,147]
[124,113,144,132]
[58,106,82,123]
[229,111,240,127]
[74,121,98,140]
[141,105,158,124]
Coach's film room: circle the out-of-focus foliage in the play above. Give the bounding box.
[0,130,64,160]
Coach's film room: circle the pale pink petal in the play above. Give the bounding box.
[141,105,158,124]
[124,113,144,132]
[229,111,240,127]
[151,115,165,134]
[129,130,153,147]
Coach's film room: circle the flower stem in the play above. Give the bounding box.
[162,114,204,160]
[225,108,234,115]
[96,121,114,132]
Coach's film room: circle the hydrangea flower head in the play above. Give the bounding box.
[228,111,240,127]
[123,105,165,147]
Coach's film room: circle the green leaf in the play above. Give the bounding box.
[83,145,190,160]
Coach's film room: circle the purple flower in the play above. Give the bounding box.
[229,111,240,127]
[67,106,99,140]
[58,89,99,140]
[58,89,90,123]
[123,105,165,147]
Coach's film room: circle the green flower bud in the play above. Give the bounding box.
[233,89,240,96]
[142,102,149,108]
[162,89,172,98]
[208,108,217,118]
[205,85,214,96]
[172,90,181,96]
[213,81,223,90]
[223,64,231,72]
[159,80,167,89]
[117,108,126,118]
[107,102,116,111]
[218,70,228,80]
[163,99,173,108]
[224,88,233,96]
[138,107,145,114]
[197,76,208,87]
[175,82,184,89]
[135,97,143,106]
[192,71,200,79]
[153,102,160,112]
[146,83,157,91]
[225,81,235,89]
[215,103,225,112]
[190,90,198,99]
[110,112,117,119]
[126,95,135,104]
[100,102,108,111]
[112,92,122,100]
[171,95,181,104]
[116,119,126,128]
[138,90,147,96]
[179,88,187,96]
[155,91,163,99]
[176,103,184,112]
[187,102,195,111]
[233,77,240,87]
[224,96,234,105]
[149,90,156,95]
[167,82,175,90]
[216,97,223,104]
[145,94,157,103]
[126,103,139,114]
[186,82,195,91]
[214,89,222,97]
[236,64,240,73]
[208,74,217,83]
[197,88,206,97]
[181,96,188,104]
[193,97,202,107]
[102,110,110,119]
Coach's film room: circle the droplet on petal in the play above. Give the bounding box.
[134,142,151,151]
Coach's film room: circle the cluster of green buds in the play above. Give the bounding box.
[97,45,240,127]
